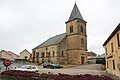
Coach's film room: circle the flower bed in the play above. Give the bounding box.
[1,70,50,80]
[1,70,114,80]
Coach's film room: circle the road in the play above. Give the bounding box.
[38,64,120,80]
[37,64,104,75]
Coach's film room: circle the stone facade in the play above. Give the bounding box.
[103,23,120,77]
[32,3,87,64]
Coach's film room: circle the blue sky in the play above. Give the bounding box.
[0,0,120,54]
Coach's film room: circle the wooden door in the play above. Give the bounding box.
[81,57,84,64]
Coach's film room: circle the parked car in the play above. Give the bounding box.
[49,64,63,69]
[15,65,38,72]
[42,62,51,68]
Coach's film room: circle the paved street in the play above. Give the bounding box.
[38,64,104,75]
[38,64,120,80]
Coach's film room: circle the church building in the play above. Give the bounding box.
[31,3,88,64]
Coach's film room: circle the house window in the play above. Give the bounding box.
[70,25,73,33]
[111,42,114,52]
[25,56,27,60]
[113,60,115,70]
[117,34,120,47]
[81,38,84,47]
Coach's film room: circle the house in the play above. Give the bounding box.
[103,23,120,77]
[0,50,19,61]
[7,51,19,61]
[18,49,31,61]
[31,3,88,64]
[87,51,97,64]
[87,51,97,58]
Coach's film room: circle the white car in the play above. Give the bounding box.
[15,65,39,72]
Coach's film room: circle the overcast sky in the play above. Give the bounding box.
[0,0,120,54]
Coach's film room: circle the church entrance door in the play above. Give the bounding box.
[81,57,84,64]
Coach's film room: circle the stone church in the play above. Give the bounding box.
[31,3,87,64]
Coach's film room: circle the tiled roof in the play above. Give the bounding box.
[33,33,66,50]
[103,23,120,46]
[8,51,19,57]
[0,50,12,56]
[0,50,19,57]
[87,52,97,56]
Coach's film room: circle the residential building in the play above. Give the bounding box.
[18,49,31,61]
[87,51,97,64]
[87,51,97,58]
[32,3,87,64]
[0,50,19,61]
[103,23,120,77]
[7,51,19,61]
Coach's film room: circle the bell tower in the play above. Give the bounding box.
[66,3,87,64]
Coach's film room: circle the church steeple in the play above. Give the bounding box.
[65,2,87,64]
[68,3,83,22]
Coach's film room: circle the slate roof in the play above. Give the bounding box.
[68,3,83,21]
[33,33,66,50]
[103,23,120,46]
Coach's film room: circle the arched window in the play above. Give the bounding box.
[81,26,84,33]
[77,24,80,33]
[70,25,73,33]
[81,38,84,47]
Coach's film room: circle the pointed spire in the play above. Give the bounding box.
[68,3,83,21]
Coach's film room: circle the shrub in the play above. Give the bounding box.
[1,70,40,77]
[1,70,114,80]
[0,70,45,80]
